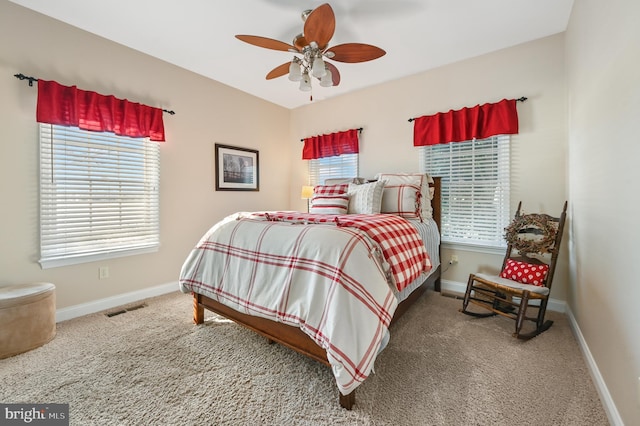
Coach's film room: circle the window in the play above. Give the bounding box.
[39,124,160,268]
[420,135,510,249]
[308,153,358,185]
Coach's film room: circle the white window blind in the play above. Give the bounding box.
[308,153,359,185]
[39,124,160,268]
[421,135,510,248]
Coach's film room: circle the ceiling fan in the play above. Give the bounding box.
[235,3,386,96]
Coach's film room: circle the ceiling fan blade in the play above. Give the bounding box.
[266,62,291,80]
[325,43,386,63]
[303,3,335,49]
[292,34,308,51]
[326,62,341,86]
[235,35,296,52]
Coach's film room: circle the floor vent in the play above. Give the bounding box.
[105,303,147,317]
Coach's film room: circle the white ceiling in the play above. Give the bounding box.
[10,0,574,109]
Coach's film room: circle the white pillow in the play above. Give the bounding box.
[376,173,434,219]
[309,194,350,214]
[380,183,422,219]
[347,180,385,214]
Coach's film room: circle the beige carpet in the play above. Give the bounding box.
[0,290,609,425]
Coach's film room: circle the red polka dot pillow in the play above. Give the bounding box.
[500,259,549,286]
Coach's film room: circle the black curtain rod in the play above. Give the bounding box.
[14,73,176,115]
[407,97,527,122]
[300,127,363,142]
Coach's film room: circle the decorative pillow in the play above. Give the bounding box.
[500,259,549,286]
[313,183,348,196]
[376,172,434,219]
[309,194,350,214]
[347,180,385,214]
[380,183,422,219]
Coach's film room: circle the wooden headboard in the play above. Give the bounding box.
[430,176,442,233]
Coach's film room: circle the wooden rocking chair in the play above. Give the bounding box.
[460,201,567,339]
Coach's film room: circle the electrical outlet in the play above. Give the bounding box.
[450,255,459,265]
[99,266,109,280]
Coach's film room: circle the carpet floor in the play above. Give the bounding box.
[0,290,609,425]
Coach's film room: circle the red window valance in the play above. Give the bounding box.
[413,98,518,146]
[36,79,165,141]
[302,129,359,160]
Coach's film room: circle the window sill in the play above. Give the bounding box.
[442,241,506,256]
[39,246,159,269]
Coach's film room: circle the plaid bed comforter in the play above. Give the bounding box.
[179,212,430,395]
[265,211,431,291]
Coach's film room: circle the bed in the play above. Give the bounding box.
[179,175,441,409]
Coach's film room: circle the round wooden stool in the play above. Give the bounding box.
[0,282,56,359]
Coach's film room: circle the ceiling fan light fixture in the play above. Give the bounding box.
[319,68,333,87]
[299,72,312,92]
[288,58,302,81]
[311,56,326,78]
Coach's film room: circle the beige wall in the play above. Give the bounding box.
[289,34,569,300]
[566,0,640,423]
[0,1,291,309]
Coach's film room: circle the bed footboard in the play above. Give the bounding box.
[193,293,356,410]
[190,267,440,410]
[192,291,358,409]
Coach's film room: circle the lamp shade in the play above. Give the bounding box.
[320,68,333,87]
[288,60,302,82]
[299,72,312,92]
[301,185,314,199]
[311,56,327,78]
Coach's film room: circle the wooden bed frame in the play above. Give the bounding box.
[191,177,441,410]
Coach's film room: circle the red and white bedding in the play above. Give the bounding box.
[264,211,431,291]
[179,212,431,395]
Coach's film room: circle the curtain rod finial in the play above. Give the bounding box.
[14,73,37,86]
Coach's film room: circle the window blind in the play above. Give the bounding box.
[421,135,510,248]
[39,124,160,268]
[308,153,359,185]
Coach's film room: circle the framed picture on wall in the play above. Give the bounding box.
[215,143,259,191]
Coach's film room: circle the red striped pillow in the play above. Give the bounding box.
[314,184,348,196]
[309,194,350,214]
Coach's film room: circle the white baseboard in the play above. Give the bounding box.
[565,306,623,426]
[439,279,566,313]
[55,281,179,323]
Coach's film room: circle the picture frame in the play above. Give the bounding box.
[215,143,259,191]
